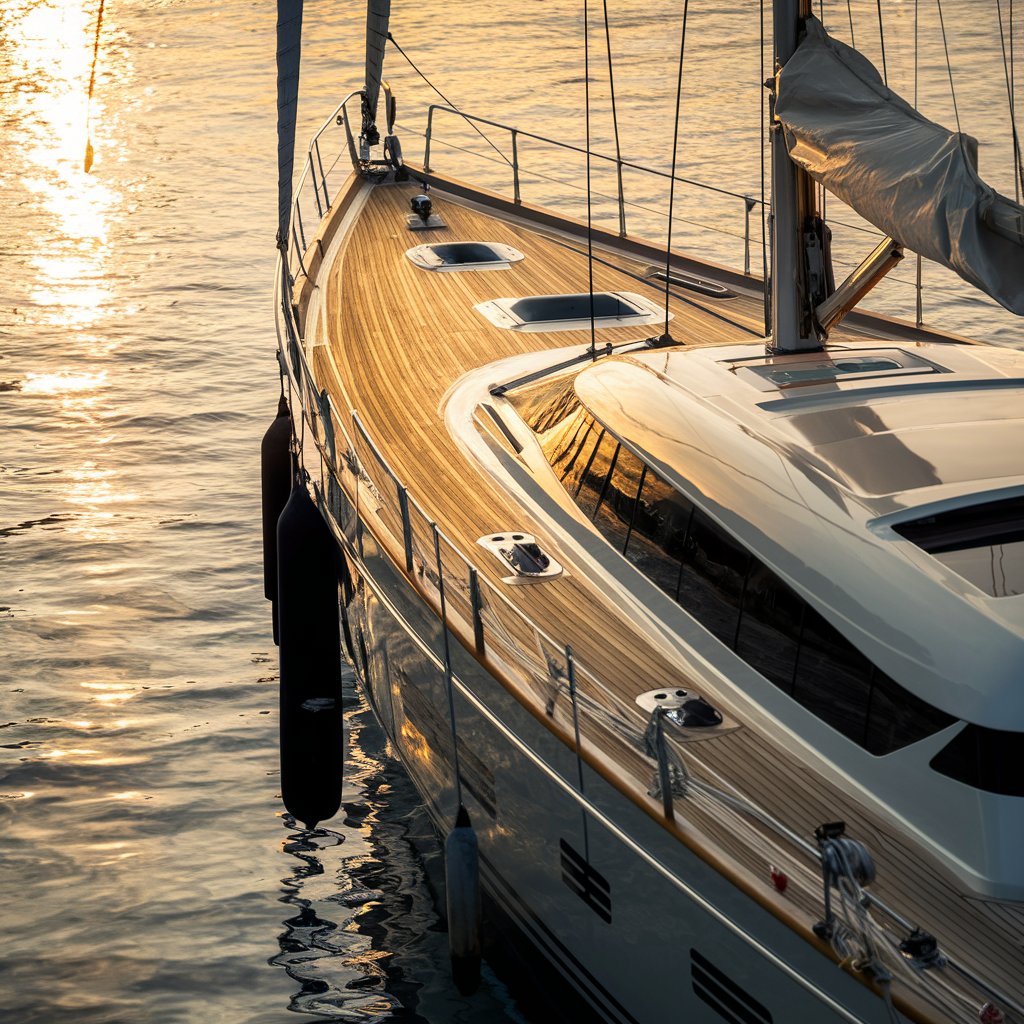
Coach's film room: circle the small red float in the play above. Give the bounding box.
[979,1003,1004,1024]
[769,866,789,894]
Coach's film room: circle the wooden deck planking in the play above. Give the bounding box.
[315,181,1023,1008]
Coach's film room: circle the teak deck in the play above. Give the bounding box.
[303,177,1023,1016]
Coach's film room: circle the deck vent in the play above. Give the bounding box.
[476,533,563,584]
[476,291,668,332]
[406,240,524,272]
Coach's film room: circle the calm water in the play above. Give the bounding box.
[1,2,1021,1022]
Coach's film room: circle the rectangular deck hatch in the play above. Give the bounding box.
[728,348,946,392]
[476,291,667,332]
[406,240,524,271]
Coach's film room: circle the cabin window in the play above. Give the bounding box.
[624,469,693,595]
[930,725,1024,796]
[864,670,956,756]
[678,509,751,647]
[575,432,619,519]
[735,566,804,693]
[561,420,603,497]
[893,494,1024,597]
[593,445,646,553]
[535,402,957,758]
[792,606,874,746]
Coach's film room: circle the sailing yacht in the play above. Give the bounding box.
[266,1,1024,1021]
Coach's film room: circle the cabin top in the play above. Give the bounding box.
[546,341,1024,729]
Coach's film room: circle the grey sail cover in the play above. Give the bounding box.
[776,16,1024,315]
[364,0,392,133]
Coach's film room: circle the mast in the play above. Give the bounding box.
[361,0,392,161]
[770,0,825,352]
[275,0,304,253]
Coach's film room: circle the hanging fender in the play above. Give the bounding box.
[277,479,344,830]
[260,394,292,645]
[445,805,482,995]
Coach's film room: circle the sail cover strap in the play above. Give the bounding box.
[776,16,1024,315]
[276,0,303,251]
[363,0,392,137]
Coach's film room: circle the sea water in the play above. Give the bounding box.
[1,2,1021,1021]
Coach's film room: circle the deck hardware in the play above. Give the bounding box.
[643,707,689,818]
[643,266,737,299]
[408,193,446,230]
[635,688,726,731]
[898,928,945,969]
[476,533,563,583]
[813,823,877,942]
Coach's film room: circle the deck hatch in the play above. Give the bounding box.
[893,495,1024,597]
[727,347,946,392]
[476,290,667,332]
[406,240,524,271]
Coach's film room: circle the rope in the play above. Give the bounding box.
[662,0,692,341]
[934,0,962,132]
[84,0,106,172]
[996,0,1024,199]
[846,0,857,46]
[601,0,624,189]
[386,33,512,169]
[585,0,598,360]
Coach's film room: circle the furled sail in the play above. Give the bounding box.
[776,16,1024,315]
[276,0,303,251]
[363,0,392,139]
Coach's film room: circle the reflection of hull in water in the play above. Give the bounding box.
[338,509,884,1024]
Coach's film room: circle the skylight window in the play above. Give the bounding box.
[406,241,524,271]
[476,291,668,332]
[893,495,1024,597]
[728,348,947,392]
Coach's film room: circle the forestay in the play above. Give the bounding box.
[776,16,1024,316]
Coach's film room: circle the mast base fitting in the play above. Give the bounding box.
[645,333,680,349]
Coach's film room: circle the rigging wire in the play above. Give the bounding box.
[846,0,856,47]
[386,33,513,168]
[995,0,1024,199]
[584,0,598,361]
[662,0,692,342]
[875,0,889,85]
[914,0,924,325]
[601,0,625,234]
[84,0,106,173]
[934,0,962,133]
[760,0,771,337]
